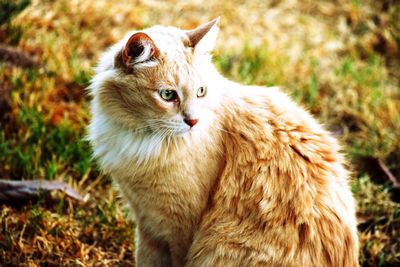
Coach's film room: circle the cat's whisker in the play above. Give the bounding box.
[166,130,173,150]
[95,123,162,143]
[153,128,167,150]
[146,119,183,127]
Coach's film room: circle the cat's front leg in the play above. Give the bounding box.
[135,227,172,267]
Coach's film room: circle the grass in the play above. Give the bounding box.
[0,0,399,266]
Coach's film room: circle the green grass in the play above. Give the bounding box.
[1,0,399,266]
[0,105,92,180]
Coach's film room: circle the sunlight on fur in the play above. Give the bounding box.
[88,18,359,267]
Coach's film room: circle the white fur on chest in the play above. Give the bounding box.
[89,110,167,173]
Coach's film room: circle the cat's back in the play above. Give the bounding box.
[186,85,359,267]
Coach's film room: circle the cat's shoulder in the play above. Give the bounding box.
[227,84,314,126]
[222,83,339,162]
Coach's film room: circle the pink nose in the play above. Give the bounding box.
[184,118,199,127]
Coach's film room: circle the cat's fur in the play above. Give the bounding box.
[88,18,359,267]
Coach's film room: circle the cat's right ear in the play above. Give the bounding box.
[186,17,220,54]
[119,32,159,69]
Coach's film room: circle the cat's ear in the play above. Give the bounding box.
[187,17,220,54]
[121,32,159,67]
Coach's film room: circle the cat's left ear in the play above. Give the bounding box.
[121,32,160,68]
[186,17,220,54]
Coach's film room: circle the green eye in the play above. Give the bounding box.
[197,86,207,97]
[159,89,178,102]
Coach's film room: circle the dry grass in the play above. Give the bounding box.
[0,0,399,266]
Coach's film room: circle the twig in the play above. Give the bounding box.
[0,179,84,204]
[378,159,400,189]
[0,44,39,68]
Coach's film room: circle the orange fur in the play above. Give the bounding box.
[88,19,359,267]
[186,86,359,266]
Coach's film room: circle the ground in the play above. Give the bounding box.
[0,0,399,266]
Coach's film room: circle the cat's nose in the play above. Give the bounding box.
[184,118,199,127]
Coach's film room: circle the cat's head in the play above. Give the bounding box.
[91,18,221,136]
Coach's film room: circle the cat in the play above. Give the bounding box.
[88,18,359,267]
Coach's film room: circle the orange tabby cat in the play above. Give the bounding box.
[88,18,359,267]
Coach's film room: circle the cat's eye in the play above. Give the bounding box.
[159,89,178,102]
[197,86,207,98]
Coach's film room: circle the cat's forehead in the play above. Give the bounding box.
[145,26,193,61]
[111,25,201,88]
[141,26,200,86]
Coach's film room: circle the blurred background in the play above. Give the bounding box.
[0,0,399,266]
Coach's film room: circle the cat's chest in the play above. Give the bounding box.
[112,136,222,228]
[117,163,206,203]
[114,157,219,240]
